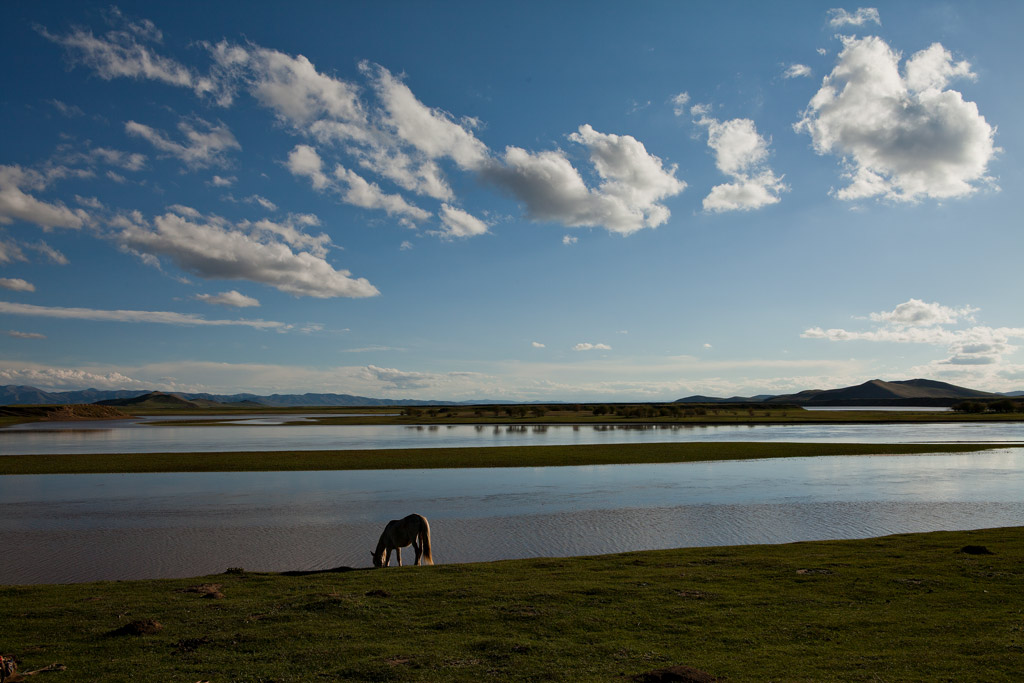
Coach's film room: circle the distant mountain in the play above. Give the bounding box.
[0,385,459,407]
[1002,391,1024,397]
[765,379,999,405]
[675,394,776,404]
[0,385,150,405]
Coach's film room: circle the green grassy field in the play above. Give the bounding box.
[0,441,1011,475]
[2,527,1021,681]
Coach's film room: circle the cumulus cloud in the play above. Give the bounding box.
[125,118,240,168]
[0,300,289,329]
[532,342,545,348]
[286,144,330,190]
[574,342,612,351]
[795,35,997,202]
[484,124,685,235]
[802,299,1024,376]
[562,235,578,245]
[693,112,787,212]
[437,204,488,239]
[827,7,881,27]
[0,165,90,230]
[195,290,260,307]
[209,174,235,187]
[112,206,379,298]
[868,298,977,327]
[45,13,687,237]
[784,64,812,79]
[0,278,35,292]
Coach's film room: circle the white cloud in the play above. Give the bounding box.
[0,300,289,329]
[574,342,612,351]
[400,240,413,251]
[210,174,235,187]
[868,299,977,327]
[784,64,812,79]
[7,330,46,339]
[0,165,90,230]
[0,278,35,292]
[562,235,578,245]
[39,21,216,100]
[113,207,380,298]
[125,118,240,169]
[827,7,881,27]
[803,299,1024,383]
[795,35,997,202]
[693,113,788,212]
[484,124,686,235]
[671,92,691,116]
[195,290,260,307]
[48,99,84,117]
[333,165,431,222]
[437,204,488,239]
[28,240,69,265]
[91,147,147,171]
[0,238,26,263]
[532,342,545,348]
[362,364,437,389]
[241,194,277,212]
[364,62,489,171]
[286,144,330,190]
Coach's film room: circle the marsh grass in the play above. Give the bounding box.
[0,441,1010,475]
[2,528,1021,681]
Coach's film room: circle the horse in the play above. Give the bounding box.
[371,513,433,568]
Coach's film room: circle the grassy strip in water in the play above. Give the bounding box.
[1,527,1021,681]
[0,441,1010,475]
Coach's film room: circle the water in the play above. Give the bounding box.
[2,449,1022,584]
[3,417,1024,455]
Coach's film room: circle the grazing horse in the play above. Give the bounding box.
[371,513,433,568]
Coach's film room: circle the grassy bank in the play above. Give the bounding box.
[0,442,1012,475]
[1,527,1021,681]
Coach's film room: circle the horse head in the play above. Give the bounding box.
[371,550,384,568]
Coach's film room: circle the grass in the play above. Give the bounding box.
[0,441,1012,475]
[1,527,1021,681]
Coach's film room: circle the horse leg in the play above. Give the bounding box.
[395,547,402,567]
[413,539,422,566]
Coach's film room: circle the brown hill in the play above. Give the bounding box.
[766,379,999,405]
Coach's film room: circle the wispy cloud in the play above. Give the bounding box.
[0,300,289,329]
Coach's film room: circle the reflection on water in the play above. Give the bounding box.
[1,449,1022,584]
[3,417,1024,455]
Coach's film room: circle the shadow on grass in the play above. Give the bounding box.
[279,565,367,577]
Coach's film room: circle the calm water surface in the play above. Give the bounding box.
[2,449,1022,584]
[3,417,1024,455]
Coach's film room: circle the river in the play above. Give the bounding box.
[2,444,1022,584]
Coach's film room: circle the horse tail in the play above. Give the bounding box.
[420,515,433,565]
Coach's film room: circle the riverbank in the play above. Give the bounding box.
[1,526,1020,681]
[0,441,1011,475]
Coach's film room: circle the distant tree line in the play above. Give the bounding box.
[952,399,1021,413]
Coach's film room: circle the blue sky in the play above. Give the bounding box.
[1,1,1021,400]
